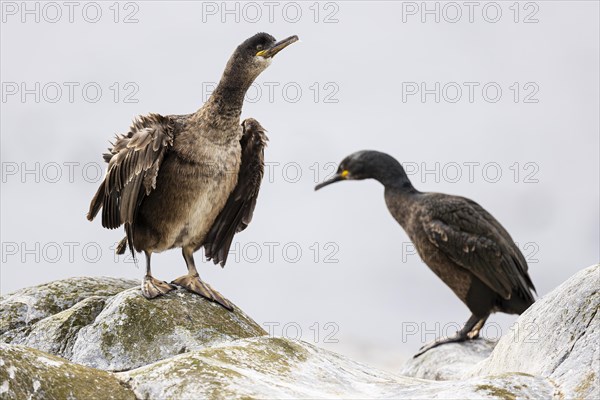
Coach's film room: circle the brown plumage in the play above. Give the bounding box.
[203,118,268,267]
[87,33,297,309]
[88,113,175,256]
[315,150,536,356]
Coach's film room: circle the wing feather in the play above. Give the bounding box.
[423,196,535,301]
[87,113,175,256]
[203,118,268,267]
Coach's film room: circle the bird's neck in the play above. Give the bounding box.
[371,162,417,192]
[375,165,419,225]
[196,68,255,130]
[383,180,420,200]
[383,181,420,227]
[378,174,416,191]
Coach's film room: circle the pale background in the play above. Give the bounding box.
[1,1,599,370]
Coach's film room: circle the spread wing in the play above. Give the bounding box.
[203,118,268,267]
[87,113,175,255]
[422,195,535,301]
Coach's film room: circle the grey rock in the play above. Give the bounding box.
[2,276,266,372]
[1,266,598,399]
[0,276,137,343]
[20,296,107,359]
[470,264,600,399]
[0,343,135,400]
[402,338,497,380]
[69,287,266,371]
[118,336,557,399]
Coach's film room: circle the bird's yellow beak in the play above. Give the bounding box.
[256,35,299,58]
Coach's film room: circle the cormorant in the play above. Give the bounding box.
[87,33,297,310]
[315,150,536,356]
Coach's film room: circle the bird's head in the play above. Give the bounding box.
[226,33,298,83]
[315,150,410,190]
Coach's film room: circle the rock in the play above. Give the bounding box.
[0,343,135,400]
[0,276,137,343]
[69,287,266,371]
[1,266,598,399]
[119,336,557,399]
[2,277,266,372]
[20,296,107,359]
[402,339,497,380]
[470,264,600,399]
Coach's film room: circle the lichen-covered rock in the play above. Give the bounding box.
[0,276,137,343]
[0,343,135,400]
[402,338,497,380]
[1,277,266,372]
[471,264,600,399]
[118,336,557,399]
[69,287,266,371]
[19,296,107,359]
[1,267,597,399]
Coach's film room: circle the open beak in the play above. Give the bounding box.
[315,172,347,191]
[256,35,299,58]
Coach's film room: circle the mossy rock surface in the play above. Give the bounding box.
[1,277,266,372]
[0,343,135,400]
[1,268,598,399]
[19,296,107,359]
[69,287,266,371]
[119,337,556,399]
[1,276,137,342]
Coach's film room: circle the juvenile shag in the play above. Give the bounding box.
[315,150,536,356]
[87,33,297,310]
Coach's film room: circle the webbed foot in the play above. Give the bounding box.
[141,275,176,299]
[172,274,233,311]
[413,315,486,358]
[413,333,471,358]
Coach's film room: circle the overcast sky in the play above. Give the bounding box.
[1,1,599,370]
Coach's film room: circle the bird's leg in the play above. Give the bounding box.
[141,251,175,299]
[466,315,488,339]
[413,314,488,358]
[172,247,233,311]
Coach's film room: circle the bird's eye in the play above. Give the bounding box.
[256,44,263,51]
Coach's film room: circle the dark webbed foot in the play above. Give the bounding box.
[141,275,176,299]
[413,332,471,358]
[413,314,488,358]
[172,274,233,311]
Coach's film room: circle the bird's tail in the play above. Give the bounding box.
[116,237,128,255]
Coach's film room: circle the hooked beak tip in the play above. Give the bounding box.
[314,174,344,191]
[257,35,299,58]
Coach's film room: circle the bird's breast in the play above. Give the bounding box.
[383,193,473,303]
[137,135,241,252]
